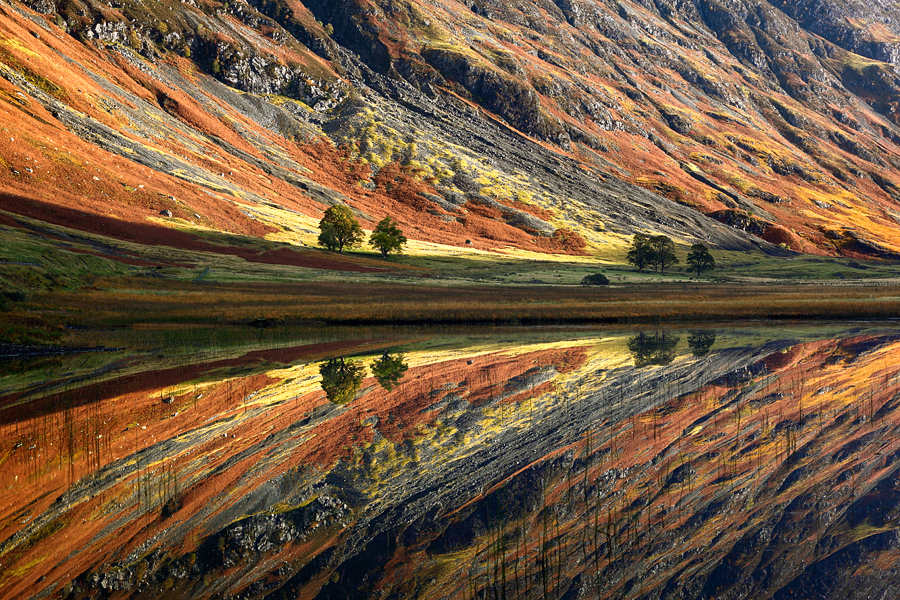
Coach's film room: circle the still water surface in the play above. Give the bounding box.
[2,325,900,599]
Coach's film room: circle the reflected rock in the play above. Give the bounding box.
[10,328,900,600]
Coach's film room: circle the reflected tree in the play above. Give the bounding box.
[688,332,716,357]
[627,332,680,367]
[319,358,366,404]
[370,351,408,391]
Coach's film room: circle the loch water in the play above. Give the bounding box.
[2,325,900,599]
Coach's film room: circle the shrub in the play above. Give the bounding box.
[581,273,610,285]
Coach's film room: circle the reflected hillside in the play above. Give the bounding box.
[2,327,900,599]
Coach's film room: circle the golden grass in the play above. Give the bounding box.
[21,279,900,329]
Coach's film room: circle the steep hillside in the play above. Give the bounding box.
[3,0,900,275]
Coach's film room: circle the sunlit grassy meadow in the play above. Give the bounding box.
[4,208,900,347]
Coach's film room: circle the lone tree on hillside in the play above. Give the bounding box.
[318,204,363,252]
[369,216,407,258]
[687,243,715,276]
[650,235,679,274]
[626,233,654,272]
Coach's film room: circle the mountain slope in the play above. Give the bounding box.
[2,0,900,283]
[305,0,900,255]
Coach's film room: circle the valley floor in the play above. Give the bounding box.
[5,278,900,348]
[5,206,900,346]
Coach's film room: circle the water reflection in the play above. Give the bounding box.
[319,357,366,404]
[627,331,679,366]
[687,331,716,356]
[2,326,900,600]
[370,351,408,391]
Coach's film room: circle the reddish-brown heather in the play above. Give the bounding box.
[0,193,390,271]
[761,344,806,371]
[760,224,808,252]
[374,161,443,212]
[506,198,557,222]
[464,198,504,220]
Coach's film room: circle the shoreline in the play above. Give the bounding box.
[3,279,900,349]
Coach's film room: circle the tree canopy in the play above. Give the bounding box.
[369,216,407,258]
[371,351,409,391]
[687,243,715,276]
[627,332,680,367]
[626,233,653,272]
[319,358,365,404]
[649,235,679,274]
[318,204,363,253]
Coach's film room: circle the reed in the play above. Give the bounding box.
[16,281,900,339]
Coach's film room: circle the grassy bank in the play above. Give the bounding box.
[4,278,900,345]
[5,212,900,347]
